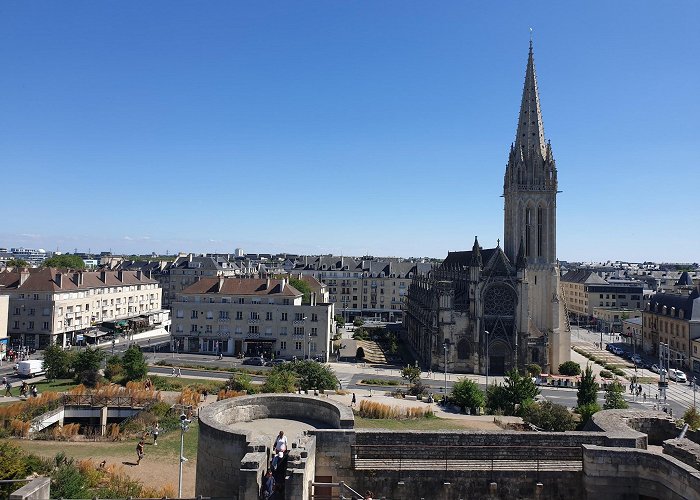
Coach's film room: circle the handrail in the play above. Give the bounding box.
[350,443,583,462]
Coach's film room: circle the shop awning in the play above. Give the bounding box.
[245,339,276,343]
[83,331,108,338]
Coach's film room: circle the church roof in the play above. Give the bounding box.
[441,248,498,268]
[677,271,695,286]
[561,269,608,285]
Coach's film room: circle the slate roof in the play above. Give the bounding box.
[441,248,499,268]
[677,271,695,287]
[649,289,700,321]
[561,270,608,285]
[180,278,302,297]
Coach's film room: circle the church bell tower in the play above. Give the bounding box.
[503,40,569,372]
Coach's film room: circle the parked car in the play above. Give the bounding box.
[669,369,687,383]
[631,354,642,365]
[651,364,667,374]
[242,357,265,366]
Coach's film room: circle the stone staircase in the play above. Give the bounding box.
[356,339,387,364]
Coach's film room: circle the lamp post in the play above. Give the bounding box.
[178,413,191,498]
[442,340,449,394]
[484,330,491,388]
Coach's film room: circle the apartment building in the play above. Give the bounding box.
[561,269,644,325]
[292,256,432,322]
[171,277,334,360]
[0,268,165,349]
[641,272,700,367]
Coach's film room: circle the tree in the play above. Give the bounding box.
[526,363,542,377]
[121,345,148,381]
[42,345,72,380]
[683,407,700,430]
[227,372,255,393]
[558,361,581,376]
[5,258,29,268]
[72,347,106,387]
[485,369,539,416]
[288,277,312,305]
[42,255,86,269]
[603,380,629,409]
[400,364,421,385]
[577,364,599,408]
[451,379,485,413]
[353,318,364,327]
[521,401,576,431]
[576,402,602,428]
[334,315,345,327]
[261,370,298,393]
[276,360,338,390]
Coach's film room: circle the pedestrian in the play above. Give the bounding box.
[263,469,275,499]
[171,367,176,377]
[136,439,145,465]
[177,368,182,377]
[152,423,160,446]
[364,491,374,500]
[4,381,11,397]
[1,376,6,386]
[643,392,647,402]
[351,393,356,408]
[369,388,372,397]
[31,385,38,398]
[274,430,288,453]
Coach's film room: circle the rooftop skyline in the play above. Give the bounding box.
[1,2,698,262]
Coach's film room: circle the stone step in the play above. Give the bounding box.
[353,458,582,472]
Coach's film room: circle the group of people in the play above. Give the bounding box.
[171,367,182,377]
[262,430,290,499]
[135,423,161,464]
[143,378,154,391]
[2,377,38,398]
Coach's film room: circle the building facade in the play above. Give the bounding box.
[0,295,8,360]
[171,277,334,360]
[405,41,570,375]
[0,268,165,349]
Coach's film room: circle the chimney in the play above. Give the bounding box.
[311,292,317,306]
[266,277,271,289]
[147,269,152,280]
[280,278,286,292]
[117,270,124,282]
[19,268,30,286]
[188,253,193,263]
[100,270,107,283]
[77,272,84,286]
[137,270,143,280]
[55,273,63,288]
[218,276,225,292]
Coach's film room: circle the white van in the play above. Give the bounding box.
[669,369,687,383]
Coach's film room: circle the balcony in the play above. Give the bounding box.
[218,318,230,323]
[248,319,260,325]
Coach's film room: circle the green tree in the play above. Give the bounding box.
[577,364,599,408]
[42,254,86,269]
[683,406,700,430]
[558,361,582,376]
[5,258,29,268]
[334,315,346,327]
[0,443,51,498]
[401,364,421,385]
[451,378,485,413]
[521,401,576,431]
[227,372,255,393]
[277,360,338,390]
[50,458,88,499]
[353,318,364,327]
[121,345,148,381]
[261,370,298,393]
[288,277,312,305]
[576,402,602,428]
[603,380,629,409]
[485,369,539,416]
[72,346,106,387]
[42,344,72,380]
[526,363,542,377]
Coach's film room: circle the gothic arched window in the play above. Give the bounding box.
[483,285,517,317]
[525,208,532,257]
[537,206,544,257]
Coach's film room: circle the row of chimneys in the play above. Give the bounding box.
[50,269,152,288]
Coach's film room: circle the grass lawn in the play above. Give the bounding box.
[6,420,199,463]
[34,378,79,393]
[353,415,469,430]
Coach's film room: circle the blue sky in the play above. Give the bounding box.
[1,1,698,262]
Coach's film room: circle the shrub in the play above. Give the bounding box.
[576,402,602,428]
[599,370,613,379]
[485,369,539,416]
[226,372,255,393]
[361,379,399,386]
[558,361,581,376]
[355,346,366,359]
[357,400,432,419]
[612,367,625,377]
[521,401,576,431]
[526,364,542,376]
[122,345,148,382]
[451,378,485,413]
[261,370,297,393]
[603,380,628,410]
[683,407,700,430]
[275,360,338,390]
[353,318,364,327]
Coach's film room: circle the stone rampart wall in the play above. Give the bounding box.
[582,444,700,500]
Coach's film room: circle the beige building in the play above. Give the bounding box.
[0,295,8,360]
[592,307,642,334]
[171,277,334,360]
[0,268,165,349]
[642,287,700,371]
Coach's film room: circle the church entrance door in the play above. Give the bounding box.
[490,355,506,375]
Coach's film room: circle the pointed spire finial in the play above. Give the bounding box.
[471,236,482,268]
[530,27,533,47]
[516,236,527,269]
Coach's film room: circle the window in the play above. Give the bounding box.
[311,313,318,322]
[525,207,532,257]
[281,312,288,321]
[249,325,259,334]
[43,322,49,330]
[13,308,20,315]
[205,325,212,333]
[219,311,229,320]
[295,341,303,351]
[283,299,290,305]
[295,313,305,321]
[280,341,287,350]
[206,311,213,319]
[28,321,34,330]
[537,206,543,257]
[29,308,35,316]
[13,321,18,329]
[266,312,273,321]
[280,327,288,335]
[238,298,245,304]
[191,311,198,319]
[190,324,198,333]
[294,327,305,335]
[311,327,318,336]
[236,311,243,320]
[250,312,259,320]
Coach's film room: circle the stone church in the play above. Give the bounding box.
[405,42,570,375]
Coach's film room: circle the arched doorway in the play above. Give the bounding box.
[487,340,513,375]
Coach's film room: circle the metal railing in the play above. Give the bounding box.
[311,480,365,500]
[62,394,158,408]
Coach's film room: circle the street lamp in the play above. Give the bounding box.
[178,413,191,497]
[442,340,449,394]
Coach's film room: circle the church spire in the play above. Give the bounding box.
[470,236,482,267]
[514,39,546,159]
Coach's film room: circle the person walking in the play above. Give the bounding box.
[136,439,145,465]
[274,431,287,453]
[171,367,176,377]
[351,393,356,408]
[4,381,12,397]
[177,367,182,378]
[152,423,160,446]
[262,469,275,499]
